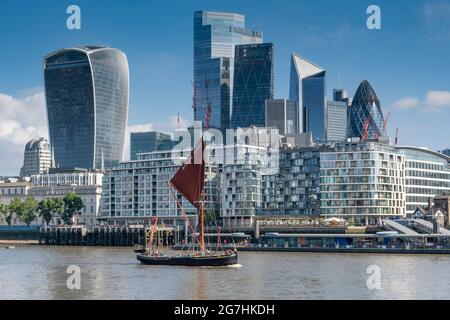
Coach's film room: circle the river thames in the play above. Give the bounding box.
[1,246,450,300]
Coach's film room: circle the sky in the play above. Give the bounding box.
[0,0,449,175]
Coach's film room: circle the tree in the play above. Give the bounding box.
[63,193,84,225]
[19,197,38,226]
[8,198,24,225]
[38,199,54,226]
[39,198,65,226]
[52,198,65,223]
[0,203,13,226]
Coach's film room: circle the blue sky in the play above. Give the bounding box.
[0,0,449,175]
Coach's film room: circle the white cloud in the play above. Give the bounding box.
[393,96,420,110]
[393,91,450,113]
[0,91,48,176]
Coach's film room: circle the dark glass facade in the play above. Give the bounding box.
[130,131,173,160]
[231,43,274,129]
[265,99,298,135]
[347,80,384,140]
[44,46,129,170]
[193,11,263,131]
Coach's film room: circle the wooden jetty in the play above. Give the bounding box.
[38,225,183,247]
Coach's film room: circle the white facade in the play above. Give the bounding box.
[101,150,218,227]
[219,145,263,227]
[20,137,51,177]
[0,172,103,226]
[397,146,450,214]
[320,141,406,225]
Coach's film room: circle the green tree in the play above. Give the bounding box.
[0,203,13,226]
[19,197,38,226]
[62,193,84,225]
[52,198,65,223]
[38,199,54,226]
[39,198,65,226]
[8,198,24,225]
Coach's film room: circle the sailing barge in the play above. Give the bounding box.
[137,137,238,267]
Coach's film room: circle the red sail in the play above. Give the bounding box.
[170,140,205,209]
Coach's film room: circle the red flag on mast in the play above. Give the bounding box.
[169,140,205,209]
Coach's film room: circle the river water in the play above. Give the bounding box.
[0,246,449,300]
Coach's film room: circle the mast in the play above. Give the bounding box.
[200,189,205,252]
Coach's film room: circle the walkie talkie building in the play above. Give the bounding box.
[44,46,129,170]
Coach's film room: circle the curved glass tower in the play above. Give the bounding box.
[347,80,384,140]
[44,46,129,169]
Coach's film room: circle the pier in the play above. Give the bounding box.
[38,225,184,247]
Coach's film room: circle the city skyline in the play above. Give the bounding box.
[1,0,450,175]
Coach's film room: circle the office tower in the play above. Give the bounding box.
[265,99,298,135]
[130,131,173,160]
[44,46,129,170]
[347,80,384,140]
[289,53,326,142]
[320,141,406,225]
[326,101,348,142]
[326,89,350,142]
[193,11,263,131]
[442,149,450,157]
[396,146,450,214]
[19,137,51,177]
[231,43,274,129]
[333,89,351,105]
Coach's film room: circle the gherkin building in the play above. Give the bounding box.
[347,80,384,140]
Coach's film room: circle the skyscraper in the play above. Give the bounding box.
[231,43,274,129]
[130,131,173,160]
[193,11,263,131]
[326,88,350,142]
[20,137,51,177]
[265,99,298,135]
[289,53,326,142]
[347,80,384,140]
[44,46,129,170]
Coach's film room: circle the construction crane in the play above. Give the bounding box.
[361,112,379,141]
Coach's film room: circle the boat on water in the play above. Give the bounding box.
[136,117,238,267]
[137,251,238,267]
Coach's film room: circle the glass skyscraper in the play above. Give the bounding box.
[193,11,263,131]
[347,80,384,140]
[130,131,173,160]
[289,53,326,142]
[231,43,274,129]
[265,99,298,135]
[44,46,129,170]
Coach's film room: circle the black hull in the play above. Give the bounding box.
[137,252,238,267]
